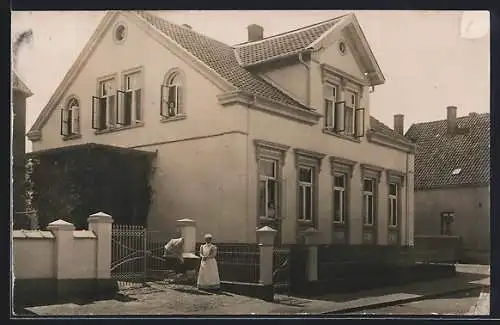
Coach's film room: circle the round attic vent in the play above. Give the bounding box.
[338,40,347,55]
[114,24,127,44]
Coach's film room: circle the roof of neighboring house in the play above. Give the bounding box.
[12,70,33,97]
[234,16,345,67]
[137,11,407,144]
[405,113,490,190]
[369,116,412,143]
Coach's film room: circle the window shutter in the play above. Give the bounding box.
[124,91,132,125]
[324,100,333,128]
[355,108,365,138]
[116,90,126,125]
[176,85,182,115]
[160,85,168,117]
[60,108,69,136]
[108,95,116,126]
[71,106,80,134]
[98,97,107,130]
[135,89,142,121]
[334,101,345,132]
[91,96,100,130]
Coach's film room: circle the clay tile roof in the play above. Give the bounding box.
[135,11,404,144]
[136,11,306,109]
[369,116,413,144]
[234,17,345,67]
[405,113,490,190]
[12,71,33,96]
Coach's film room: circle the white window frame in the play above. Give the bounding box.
[122,71,142,124]
[363,178,375,226]
[259,159,279,220]
[388,183,398,227]
[97,77,116,129]
[344,90,357,136]
[298,166,314,221]
[324,83,337,128]
[61,97,80,137]
[333,172,346,224]
[161,71,182,118]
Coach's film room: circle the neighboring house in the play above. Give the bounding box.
[406,106,490,264]
[27,11,415,246]
[12,70,33,228]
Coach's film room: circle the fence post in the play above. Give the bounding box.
[301,227,320,282]
[177,218,196,256]
[47,219,75,298]
[256,226,277,286]
[177,218,199,281]
[88,212,116,293]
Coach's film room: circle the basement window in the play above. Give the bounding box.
[451,168,462,175]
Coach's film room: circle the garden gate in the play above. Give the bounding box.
[111,224,173,286]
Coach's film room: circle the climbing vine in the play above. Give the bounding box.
[24,143,155,230]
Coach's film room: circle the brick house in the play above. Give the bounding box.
[406,106,490,264]
[27,11,415,246]
[12,71,33,228]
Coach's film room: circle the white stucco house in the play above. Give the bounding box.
[27,11,415,246]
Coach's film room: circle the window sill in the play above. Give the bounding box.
[333,221,348,228]
[161,114,187,123]
[62,134,82,141]
[363,224,375,228]
[297,219,314,225]
[388,225,399,230]
[259,216,279,222]
[322,128,361,143]
[94,122,144,135]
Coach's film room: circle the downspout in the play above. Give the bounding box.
[298,51,311,106]
[246,94,256,242]
[405,150,410,247]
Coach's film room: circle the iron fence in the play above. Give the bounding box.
[273,247,291,293]
[213,244,260,283]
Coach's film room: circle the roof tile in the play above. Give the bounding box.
[405,113,490,189]
[235,17,343,66]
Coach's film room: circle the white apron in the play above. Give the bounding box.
[197,243,220,290]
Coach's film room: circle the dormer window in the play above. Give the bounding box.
[324,83,337,128]
[322,78,365,140]
[345,90,357,136]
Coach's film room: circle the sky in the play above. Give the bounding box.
[11,10,490,152]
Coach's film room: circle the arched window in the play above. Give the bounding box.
[160,69,184,118]
[60,97,80,137]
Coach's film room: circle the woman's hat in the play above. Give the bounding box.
[204,233,213,239]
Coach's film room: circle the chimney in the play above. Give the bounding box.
[393,114,404,135]
[447,106,458,134]
[182,24,192,30]
[247,24,264,42]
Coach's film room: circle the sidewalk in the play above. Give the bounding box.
[23,265,489,316]
[467,291,490,315]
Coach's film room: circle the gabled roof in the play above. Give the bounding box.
[12,70,33,97]
[29,10,399,144]
[136,11,305,109]
[405,113,490,190]
[234,16,345,67]
[369,116,412,144]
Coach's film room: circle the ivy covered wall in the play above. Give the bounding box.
[21,143,156,230]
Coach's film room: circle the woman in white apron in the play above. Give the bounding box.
[197,234,220,291]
